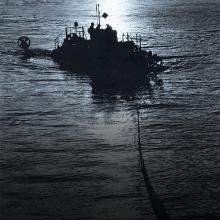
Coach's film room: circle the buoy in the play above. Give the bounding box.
[17,36,31,50]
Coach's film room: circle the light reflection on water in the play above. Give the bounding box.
[0,0,220,220]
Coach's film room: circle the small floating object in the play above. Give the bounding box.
[17,36,31,50]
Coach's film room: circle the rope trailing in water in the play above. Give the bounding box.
[137,108,172,220]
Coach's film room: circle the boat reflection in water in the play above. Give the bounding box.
[89,70,163,98]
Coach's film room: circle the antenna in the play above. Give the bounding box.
[96,4,101,26]
[98,4,101,26]
[96,4,98,25]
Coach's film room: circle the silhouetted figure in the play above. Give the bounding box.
[96,24,101,30]
[148,51,153,66]
[88,22,95,40]
[94,24,103,46]
[104,24,118,45]
[106,24,112,31]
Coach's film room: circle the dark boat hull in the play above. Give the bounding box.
[51,44,165,87]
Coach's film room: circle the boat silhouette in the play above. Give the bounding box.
[17,4,166,87]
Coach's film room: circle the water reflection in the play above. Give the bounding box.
[62,68,163,102]
[100,0,129,33]
[2,0,220,219]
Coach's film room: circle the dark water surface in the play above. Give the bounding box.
[0,0,220,219]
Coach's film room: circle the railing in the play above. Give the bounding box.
[65,26,87,39]
[54,36,59,49]
[121,33,142,50]
[54,26,87,49]
[54,28,142,50]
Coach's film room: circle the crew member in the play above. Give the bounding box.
[88,22,95,40]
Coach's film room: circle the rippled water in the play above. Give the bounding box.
[0,0,220,219]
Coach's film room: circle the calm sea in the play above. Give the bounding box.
[0,0,220,219]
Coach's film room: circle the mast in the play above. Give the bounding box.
[96,4,101,26]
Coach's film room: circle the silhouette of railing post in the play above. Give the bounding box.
[65,27,68,39]
[122,33,125,42]
[126,33,129,41]
[54,37,59,49]
[139,36,142,50]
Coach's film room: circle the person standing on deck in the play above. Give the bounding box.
[88,22,95,40]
